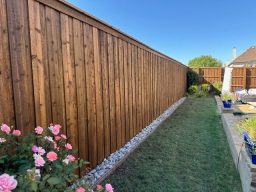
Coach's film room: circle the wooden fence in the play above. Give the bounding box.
[0,0,188,170]
[191,67,256,91]
[191,67,224,84]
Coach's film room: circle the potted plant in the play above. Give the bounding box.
[221,92,234,108]
[239,117,256,164]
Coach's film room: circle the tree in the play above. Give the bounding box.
[188,55,222,67]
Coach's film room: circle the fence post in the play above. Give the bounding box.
[243,67,247,89]
[198,68,202,84]
[219,68,222,82]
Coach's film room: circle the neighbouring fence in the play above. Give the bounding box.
[0,0,188,171]
[191,67,256,91]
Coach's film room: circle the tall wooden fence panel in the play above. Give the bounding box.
[231,67,256,91]
[191,67,224,84]
[192,67,256,92]
[0,0,188,170]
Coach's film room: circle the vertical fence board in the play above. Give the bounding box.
[118,39,126,145]
[6,0,35,133]
[0,0,15,126]
[123,42,130,142]
[84,24,97,167]
[61,14,78,153]
[127,43,133,139]
[73,18,88,166]
[28,0,52,128]
[134,46,140,134]
[93,27,105,163]
[45,7,66,132]
[107,34,116,153]
[113,37,122,149]
[100,31,111,157]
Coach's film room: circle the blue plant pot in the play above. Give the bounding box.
[222,100,232,108]
[252,155,256,164]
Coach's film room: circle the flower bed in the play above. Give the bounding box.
[215,96,256,192]
[0,124,113,192]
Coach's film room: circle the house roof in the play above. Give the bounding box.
[230,46,256,65]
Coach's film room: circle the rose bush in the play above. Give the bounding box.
[0,124,113,192]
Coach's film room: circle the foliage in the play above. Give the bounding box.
[238,117,256,140]
[188,55,222,68]
[188,85,198,95]
[212,81,223,95]
[187,70,199,88]
[195,91,207,98]
[221,92,235,101]
[188,84,210,97]
[201,84,210,93]
[0,124,114,192]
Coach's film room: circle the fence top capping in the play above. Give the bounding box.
[35,0,187,68]
[191,67,224,69]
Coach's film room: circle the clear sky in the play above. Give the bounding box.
[67,0,256,65]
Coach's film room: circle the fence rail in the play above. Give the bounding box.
[191,67,256,91]
[0,0,188,171]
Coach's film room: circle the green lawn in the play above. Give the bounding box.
[103,97,242,192]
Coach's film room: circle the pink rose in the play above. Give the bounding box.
[37,147,46,155]
[1,124,11,134]
[32,145,38,153]
[0,174,17,192]
[46,151,58,161]
[12,130,21,136]
[76,187,85,192]
[50,124,61,135]
[67,155,75,162]
[61,134,67,139]
[55,136,61,141]
[105,184,114,192]
[65,143,72,150]
[34,154,45,167]
[35,126,43,134]
[33,153,45,167]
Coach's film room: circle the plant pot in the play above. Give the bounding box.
[222,100,232,108]
[252,154,256,164]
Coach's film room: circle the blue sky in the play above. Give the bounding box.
[67,0,256,65]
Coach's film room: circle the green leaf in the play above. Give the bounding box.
[47,177,63,186]
[31,182,38,192]
[42,174,51,181]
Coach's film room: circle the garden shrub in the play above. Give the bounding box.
[0,124,113,192]
[201,84,209,92]
[195,91,205,97]
[188,85,198,95]
[187,70,199,88]
[201,84,210,95]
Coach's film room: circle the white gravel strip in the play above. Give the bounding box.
[72,97,186,189]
